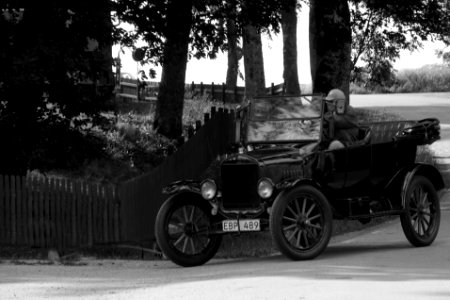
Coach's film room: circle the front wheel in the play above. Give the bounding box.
[270,185,332,260]
[400,175,440,247]
[155,193,222,267]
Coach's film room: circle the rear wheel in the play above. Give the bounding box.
[400,176,440,247]
[155,193,222,267]
[270,185,332,260]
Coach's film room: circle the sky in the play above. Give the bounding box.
[113,7,445,86]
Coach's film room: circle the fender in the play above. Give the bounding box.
[163,180,201,195]
[400,163,445,209]
[272,178,339,216]
[274,178,326,204]
[275,178,323,192]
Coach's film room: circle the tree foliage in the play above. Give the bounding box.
[350,0,450,88]
[113,0,288,73]
[0,1,114,174]
[113,0,289,138]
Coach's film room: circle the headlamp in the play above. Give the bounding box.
[257,178,274,199]
[201,180,217,200]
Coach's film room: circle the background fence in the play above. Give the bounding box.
[0,108,235,249]
[116,78,288,103]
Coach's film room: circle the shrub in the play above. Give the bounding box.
[393,65,450,93]
[350,64,450,94]
[41,96,237,183]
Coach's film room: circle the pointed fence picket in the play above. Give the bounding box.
[0,175,120,248]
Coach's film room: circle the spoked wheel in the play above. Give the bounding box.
[400,175,440,247]
[270,185,332,260]
[155,193,222,267]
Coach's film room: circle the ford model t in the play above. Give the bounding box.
[155,94,444,267]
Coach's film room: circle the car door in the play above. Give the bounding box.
[371,141,397,186]
[344,143,372,188]
[321,147,347,190]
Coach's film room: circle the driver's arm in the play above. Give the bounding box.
[333,114,358,129]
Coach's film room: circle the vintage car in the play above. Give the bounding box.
[155,94,444,267]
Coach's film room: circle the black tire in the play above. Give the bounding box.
[400,175,440,247]
[155,193,222,267]
[270,185,332,260]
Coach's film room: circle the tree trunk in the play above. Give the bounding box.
[225,17,239,102]
[309,0,352,102]
[242,25,266,99]
[281,0,301,96]
[98,0,115,89]
[154,0,193,138]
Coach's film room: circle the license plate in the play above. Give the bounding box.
[222,219,260,232]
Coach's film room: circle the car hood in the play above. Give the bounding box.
[224,145,309,166]
[222,144,319,186]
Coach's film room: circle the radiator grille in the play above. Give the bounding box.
[221,162,260,209]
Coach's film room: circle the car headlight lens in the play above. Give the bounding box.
[257,178,274,199]
[201,180,217,200]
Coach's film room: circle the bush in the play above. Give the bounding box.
[351,64,450,94]
[39,96,236,183]
[392,65,450,93]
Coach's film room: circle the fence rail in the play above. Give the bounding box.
[116,79,287,103]
[0,175,120,248]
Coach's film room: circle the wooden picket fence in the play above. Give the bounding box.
[0,107,236,249]
[0,175,120,248]
[117,108,236,242]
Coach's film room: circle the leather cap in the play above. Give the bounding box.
[325,89,346,101]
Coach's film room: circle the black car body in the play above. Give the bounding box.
[155,95,444,267]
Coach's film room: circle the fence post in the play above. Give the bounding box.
[222,83,226,103]
[56,179,64,248]
[211,106,217,116]
[195,120,202,132]
[27,177,34,246]
[10,176,16,245]
[87,183,94,247]
[17,175,26,246]
[55,179,62,247]
[49,178,57,248]
[188,124,195,138]
[0,175,4,242]
[190,81,195,96]
[204,112,210,123]
[200,82,204,95]
[4,175,11,244]
[271,83,275,95]
[44,178,51,248]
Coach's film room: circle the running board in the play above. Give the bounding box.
[347,209,405,220]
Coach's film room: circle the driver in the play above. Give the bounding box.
[323,89,361,150]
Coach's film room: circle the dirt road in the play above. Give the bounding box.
[1,194,449,300]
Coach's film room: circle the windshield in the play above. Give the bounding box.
[246,95,323,143]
